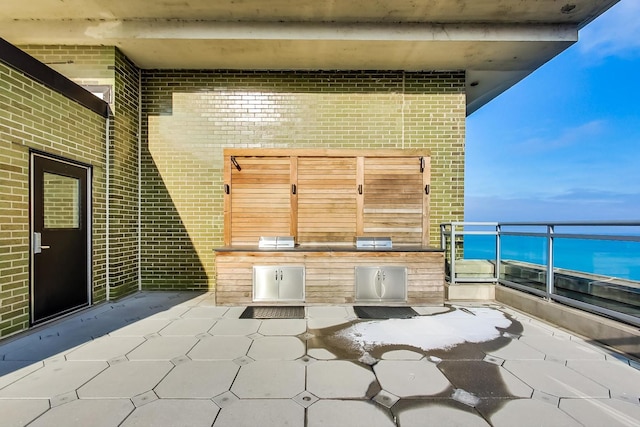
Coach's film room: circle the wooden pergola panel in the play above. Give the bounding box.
[223,149,431,246]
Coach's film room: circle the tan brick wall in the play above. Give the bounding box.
[141,70,465,290]
[0,62,107,337]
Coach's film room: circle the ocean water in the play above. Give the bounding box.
[462,234,640,282]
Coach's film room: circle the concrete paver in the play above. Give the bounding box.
[155,361,239,398]
[307,360,377,398]
[484,399,582,427]
[0,360,107,398]
[0,291,638,427]
[396,401,491,427]
[187,335,252,360]
[374,360,451,397]
[247,336,305,360]
[214,399,304,427]
[0,399,50,427]
[307,400,395,427]
[27,398,134,427]
[559,398,640,427]
[231,360,305,398]
[122,399,220,427]
[77,360,172,398]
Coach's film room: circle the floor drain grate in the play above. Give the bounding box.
[354,306,418,319]
[240,306,305,319]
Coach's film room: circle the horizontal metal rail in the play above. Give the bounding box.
[440,221,640,327]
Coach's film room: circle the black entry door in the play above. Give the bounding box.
[31,153,90,324]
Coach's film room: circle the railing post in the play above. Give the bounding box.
[450,223,456,286]
[546,225,554,299]
[495,224,501,284]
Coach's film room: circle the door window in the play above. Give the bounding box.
[43,172,81,229]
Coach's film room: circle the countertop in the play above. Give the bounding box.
[214,245,444,253]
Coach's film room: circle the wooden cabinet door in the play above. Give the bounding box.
[228,156,292,245]
[362,156,429,245]
[297,157,358,244]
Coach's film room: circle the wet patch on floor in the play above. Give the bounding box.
[307,305,525,420]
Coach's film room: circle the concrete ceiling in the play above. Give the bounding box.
[0,0,618,114]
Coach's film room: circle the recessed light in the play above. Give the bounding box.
[470,81,479,87]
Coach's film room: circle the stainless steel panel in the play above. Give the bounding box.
[355,236,392,249]
[355,266,382,301]
[258,236,295,248]
[258,236,278,248]
[253,266,279,301]
[278,266,305,301]
[355,266,407,302]
[379,266,407,301]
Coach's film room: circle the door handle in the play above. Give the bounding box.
[33,232,50,254]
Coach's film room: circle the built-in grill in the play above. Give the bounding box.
[258,236,295,249]
[355,236,393,249]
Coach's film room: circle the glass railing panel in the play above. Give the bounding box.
[553,238,640,317]
[499,235,548,293]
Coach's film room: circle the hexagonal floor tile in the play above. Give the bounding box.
[188,336,252,360]
[247,337,305,360]
[258,319,307,336]
[28,399,134,427]
[0,399,50,427]
[121,398,220,427]
[307,361,376,398]
[209,319,261,336]
[78,361,173,398]
[0,360,107,398]
[155,361,239,398]
[374,360,451,397]
[395,401,490,427]
[503,360,610,398]
[307,400,395,427]
[485,398,582,427]
[231,361,304,398]
[213,399,304,427]
[559,398,640,426]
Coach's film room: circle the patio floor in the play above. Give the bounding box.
[1,292,639,427]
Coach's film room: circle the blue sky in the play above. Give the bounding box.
[465,0,640,222]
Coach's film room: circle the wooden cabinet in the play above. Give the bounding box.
[224,149,431,246]
[214,248,445,306]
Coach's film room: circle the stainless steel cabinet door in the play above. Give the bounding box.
[253,266,279,301]
[355,266,407,302]
[379,266,407,301]
[355,266,381,301]
[278,266,305,301]
[253,265,304,302]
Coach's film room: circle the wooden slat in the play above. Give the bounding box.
[230,156,291,245]
[297,157,357,244]
[363,156,426,245]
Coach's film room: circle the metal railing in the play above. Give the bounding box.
[440,221,640,327]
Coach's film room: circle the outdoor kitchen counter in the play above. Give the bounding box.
[214,246,445,305]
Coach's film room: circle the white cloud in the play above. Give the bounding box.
[579,0,640,59]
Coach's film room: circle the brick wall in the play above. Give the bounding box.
[22,45,141,300]
[141,70,465,290]
[0,61,107,337]
[108,49,140,299]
